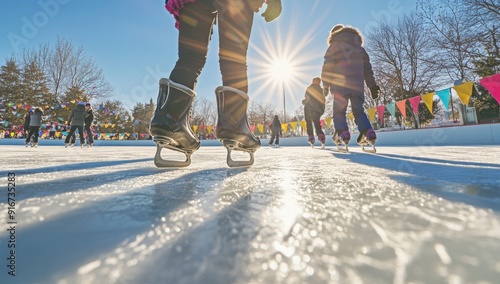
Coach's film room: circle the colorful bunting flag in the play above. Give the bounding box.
[453,82,474,106]
[421,92,434,114]
[325,117,332,128]
[396,100,407,119]
[290,121,298,130]
[436,89,451,111]
[257,124,264,133]
[281,123,288,134]
[347,112,354,122]
[300,120,306,131]
[386,103,395,117]
[367,108,377,122]
[376,105,386,123]
[409,96,421,115]
[479,74,500,105]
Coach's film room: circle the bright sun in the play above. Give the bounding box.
[270,58,293,82]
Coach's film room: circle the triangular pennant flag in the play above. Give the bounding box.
[290,121,298,130]
[192,125,198,133]
[250,125,255,133]
[347,112,354,122]
[453,82,474,106]
[257,124,264,134]
[300,120,307,131]
[320,119,325,128]
[386,103,395,117]
[376,105,386,122]
[479,74,500,105]
[436,89,451,111]
[396,100,407,119]
[408,96,421,115]
[421,92,434,114]
[325,117,332,128]
[206,126,213,133]
[281,123,288,134]
[367,108,377,122]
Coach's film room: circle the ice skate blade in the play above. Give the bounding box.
[154,144,192,168]
[222,140,256,167]
[360,144,377,153]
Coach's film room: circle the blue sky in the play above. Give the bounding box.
[0,0,417,115]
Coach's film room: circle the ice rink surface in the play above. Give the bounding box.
[1,140,500,284]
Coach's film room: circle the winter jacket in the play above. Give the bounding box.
[321,27,377,95]
[24,114,31,129]
[303,83,325,115]
[85,109,94,126]
[29,109,43,127]
[270,117,281,136]
[68,104,86,126]
[165,0,266,29]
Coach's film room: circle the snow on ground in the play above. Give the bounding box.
[1,133,500,283]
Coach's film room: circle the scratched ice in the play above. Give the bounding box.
[0,139,499,284]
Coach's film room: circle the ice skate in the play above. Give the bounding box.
[65,143,69,148]
[150,78,200,167]
[31,142,38,148]
[215,86,260,167]
[308,135,315,147]
[357,128,377,153]
[333,130,350,153]
[25,142,30,147]
[318,133,326,149]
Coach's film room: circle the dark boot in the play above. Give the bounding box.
[215,86,260,167]
[150,78,200,167]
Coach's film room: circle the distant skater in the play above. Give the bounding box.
[25,108,43,147]
[268,115,282,147]
[65,102,87,148]
[302,77,326,147]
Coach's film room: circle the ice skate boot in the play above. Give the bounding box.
[308,135,315,147]
[332,130,350,152]
[357,128,377,153]
[149,78,200,167]
[31,142,38,148]
[215,86,260,167]
[318,133,326,149]
[65,143,69,148]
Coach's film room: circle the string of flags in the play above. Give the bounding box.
[2,74,499,135]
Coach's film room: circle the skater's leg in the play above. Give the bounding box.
[217,0,255,93]
[65,126,78,144]
[25,127,34,144]
[269,135,275,145]
[33,127,40,143]
[169,0,216,89]
[78,126,85,144]
[275,133,279,145]
[351,92,372,132]
[85,124,94,144]
[333,93,349,132]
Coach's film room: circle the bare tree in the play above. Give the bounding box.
[366,15,442,128]
[366,15,439,100]
[417,0,480,81]
[66,45,112,100]
[192,97,217,126]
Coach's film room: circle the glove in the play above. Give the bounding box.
[323,87,329,97]
[370,85,380,100]
[261,0,282,22]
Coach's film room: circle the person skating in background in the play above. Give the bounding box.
[84,103,94,147]
[268,115,282,147]
[23,109,32,139]
[321,24,380,151]
[302,77,326,147]
[65,102,87,148]
[149,0,282,167]
[25,108,43,147]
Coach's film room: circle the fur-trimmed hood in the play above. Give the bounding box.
[327,25,364,46]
